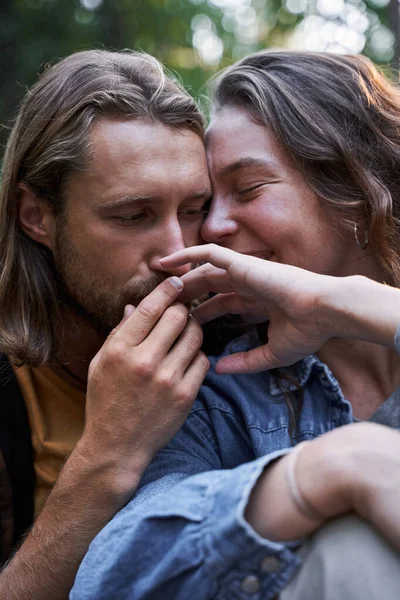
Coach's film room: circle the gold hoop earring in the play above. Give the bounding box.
[354,222,368,250]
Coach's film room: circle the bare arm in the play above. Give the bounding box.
[319,274,400,350]
[0,277,209,599]
[246,422,400,550]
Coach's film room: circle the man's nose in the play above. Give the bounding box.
[150,221,191,277]
[201,199,237,243]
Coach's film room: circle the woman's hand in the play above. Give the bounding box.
[160,244,400,374]
[161,244,342,373]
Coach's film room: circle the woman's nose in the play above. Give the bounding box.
[201,200,238,243]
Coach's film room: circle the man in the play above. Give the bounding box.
[0,49,211,598]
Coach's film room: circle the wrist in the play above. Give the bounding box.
[66,435,148,505]
[295,434,354,520]
[319,275,400,346]
[286,442,325,521]
[316,275,359,339]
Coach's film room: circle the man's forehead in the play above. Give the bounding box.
[67,117,211,204]
[90,117,204,163]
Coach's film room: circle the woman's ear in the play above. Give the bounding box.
[17,183,56,251]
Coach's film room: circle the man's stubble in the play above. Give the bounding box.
[52,223,166,336]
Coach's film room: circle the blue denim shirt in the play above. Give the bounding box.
[71,329,400,600]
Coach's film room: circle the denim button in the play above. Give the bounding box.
[241,575,260,594]
[260,556,281,573]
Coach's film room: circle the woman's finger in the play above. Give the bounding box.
[191,293,244,323]
[160,244,239,272]
[191,293,268,324]
[179,263,234,304]
[162,244,292,303]
[215,345,285,374]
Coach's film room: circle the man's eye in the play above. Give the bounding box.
[178,208,209,220]
[114,213,147,224]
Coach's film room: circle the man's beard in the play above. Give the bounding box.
[52,227,166,336]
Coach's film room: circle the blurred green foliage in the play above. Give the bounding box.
[0,0,396,152]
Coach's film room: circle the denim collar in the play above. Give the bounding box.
[268,354,340,397]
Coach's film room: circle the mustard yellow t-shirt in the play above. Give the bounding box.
[13,364,86,516]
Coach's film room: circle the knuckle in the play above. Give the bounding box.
[156,371,174,389]
[137,301,159,321]
[103,342,127,365]
[175,386,193,405]
[185,329,203,350]
[165,304,188,326]
[134,356,154,377]
[206,243,219,259]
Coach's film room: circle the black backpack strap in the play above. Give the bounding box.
[0,355,35,546]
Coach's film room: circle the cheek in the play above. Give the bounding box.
[182,222,203,247]
[237,202,283,237]
[59,218,149,280]
[78,232,144,276]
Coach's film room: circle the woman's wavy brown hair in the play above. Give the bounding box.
[211,50,400,286]
[212,50,400,435]
[0,49,204,366]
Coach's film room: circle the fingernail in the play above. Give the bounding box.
[170,276,183,290]
[124,304,135,318]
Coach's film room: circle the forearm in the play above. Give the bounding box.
[322,275,400,348]
[245,451,322,542]
[245,434,353,542]
[0,439,143,600]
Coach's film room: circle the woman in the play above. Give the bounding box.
[72,52,400,600]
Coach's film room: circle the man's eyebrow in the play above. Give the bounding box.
[218,157,278,177]
[99,189,212,211]
[186,188,212,201]
[99,195,155,210]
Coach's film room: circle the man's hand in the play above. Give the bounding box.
[81,275,210,496]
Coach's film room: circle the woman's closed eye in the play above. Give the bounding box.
[237,183,267,197]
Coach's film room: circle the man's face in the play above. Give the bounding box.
[53,118,211,335]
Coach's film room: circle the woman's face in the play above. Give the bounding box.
[202,106,379,278]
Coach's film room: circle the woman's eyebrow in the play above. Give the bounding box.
[217,157,278,177]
